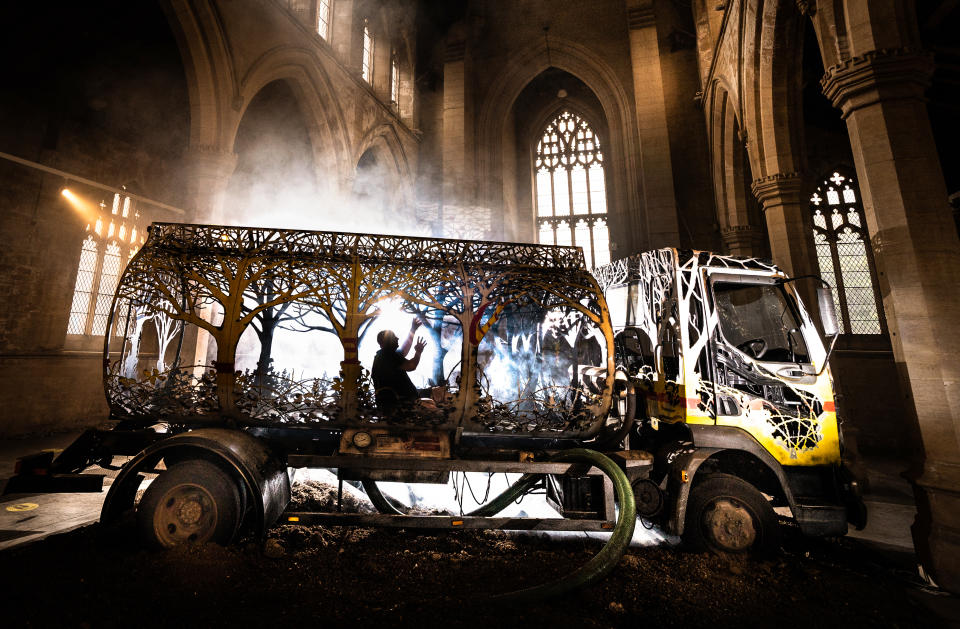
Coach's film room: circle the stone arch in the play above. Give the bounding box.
[160,0,239,149]
[753,0,806,178]
[708,81,764,256]
[236,47,352,188]
[353,122,414,213]
[476,37,643,251]
[223,79,324,227]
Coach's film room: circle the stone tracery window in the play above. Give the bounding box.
[809,170,884,335]
[534,111,610,268]
[361,19,373,83]
[66,192,147,337]
[317,0,331,40]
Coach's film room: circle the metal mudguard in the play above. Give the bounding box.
[100,428,290,538]
[667,424,852,537]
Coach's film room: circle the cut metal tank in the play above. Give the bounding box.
[103,223,615,440]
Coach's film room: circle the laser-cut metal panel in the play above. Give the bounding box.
[105,223,614,438]
[595,249,841,465]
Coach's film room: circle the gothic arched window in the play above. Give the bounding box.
[809,171,884,335]
[66,191,147,337]
[534,111,610,268]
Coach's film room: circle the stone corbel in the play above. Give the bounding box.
[820,48,935,118]
[720,224,763,251]
[751,172,804,209]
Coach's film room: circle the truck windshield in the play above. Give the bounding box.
[713,282,809,363]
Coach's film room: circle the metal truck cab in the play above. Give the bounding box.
[595,249,857,545]
[704,268,841,468]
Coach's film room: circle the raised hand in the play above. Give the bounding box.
[414,338,427,354]
[411,318,423,331]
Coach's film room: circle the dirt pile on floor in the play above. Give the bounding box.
[0,519,942,629]
[289,480,377,513]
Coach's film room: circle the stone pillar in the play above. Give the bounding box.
[822,48,960,594]
[751,172,818,278]
[331,0,355,68]
[720,225,763,257]
[440,38,476,236]
[626,1,680,248]
[182,145,238,224]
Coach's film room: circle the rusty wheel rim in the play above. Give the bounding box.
[701,497,758,552]
[152,483,219,547]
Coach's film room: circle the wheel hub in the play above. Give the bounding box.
[702,497,757,552]
[177,500,203,525]
[154,484,218,545]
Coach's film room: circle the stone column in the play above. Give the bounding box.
[441,38,479,237]
[822,48,960,594]
[331,0,356,68]
[751,172,817,278]
[626,1,680,248]
[182,145,238,224]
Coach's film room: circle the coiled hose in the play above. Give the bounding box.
[361,448,636,601]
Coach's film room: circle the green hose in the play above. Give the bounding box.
[362,448,637,602]
[488,448,636,602]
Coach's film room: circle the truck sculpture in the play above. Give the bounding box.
[6,223,864,596]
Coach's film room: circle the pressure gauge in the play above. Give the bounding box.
[352,431,373,449]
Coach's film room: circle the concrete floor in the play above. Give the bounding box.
[1,431,959,625]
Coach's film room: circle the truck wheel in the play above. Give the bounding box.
[137,459,241,548]
[682,473,779,554]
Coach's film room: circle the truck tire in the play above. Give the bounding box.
[137,459,241,548]
[682,473,779,554]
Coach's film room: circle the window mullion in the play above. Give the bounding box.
[566,166,574,244]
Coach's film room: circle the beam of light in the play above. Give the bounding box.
[60,187,98,223]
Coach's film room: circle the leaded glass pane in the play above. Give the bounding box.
[570,165,588,214]
[536,170,553,217]
[847,208,861,227]
[575,219,592,266]
[592,219,610,267]
[552,169,569,215]
[91,243,122,336]
[588,165,606,213]
[813,209,826,229]
[539,222,555,245]
[67,238,98,334]
[555,220,571,246]
[362,22,373,82]
[831,208,843,230]
[391,56,399,104]
[318,0,331,39]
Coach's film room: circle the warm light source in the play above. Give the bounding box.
[60,187,98,223]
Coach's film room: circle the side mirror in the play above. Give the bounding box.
[817,286,840,337]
